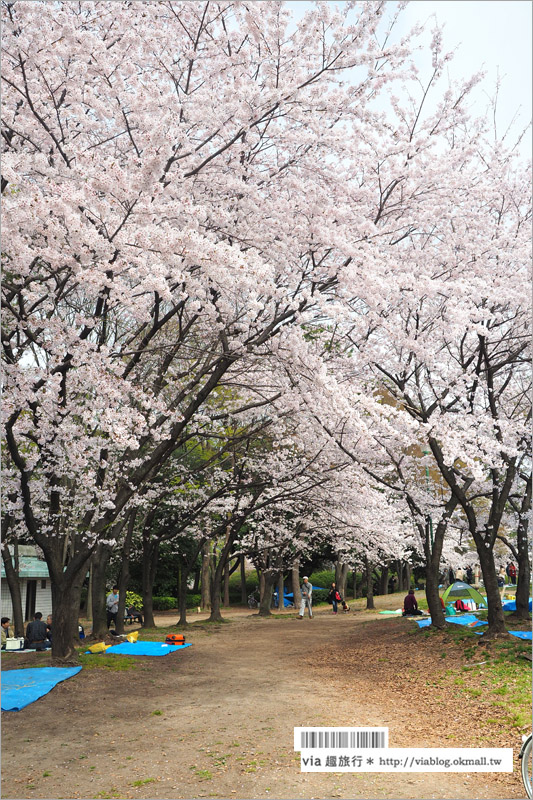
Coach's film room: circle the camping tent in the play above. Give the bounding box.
[441,581,487,608]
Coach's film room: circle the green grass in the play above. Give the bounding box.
[431,626,531,731]
[151,709,163,716]
[194,770,213,780]
[78,653,137,671]
[131,778,155,787]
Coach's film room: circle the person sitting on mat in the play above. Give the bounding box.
[402,589,424,616]
[1,617,13,649]
[24,612,51,650]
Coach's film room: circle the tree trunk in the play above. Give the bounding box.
[177,539,205,626]
[365,557,375,610]
[201,541,212,610]
[404,562,412,592]
[379,565,389,596]
[1,544,25,636]
[335,560,349,600]
[86,560,93,622]
[291,565,302,608]
[50,564,87,666]
[209,530,237,622]
[259,569,265,603]
[477,543,507,635]
[223,558,230,607]
[515,532,531,620]
[240,555,247,606]
[258,571,276,617]
[177,560,189,627]
[192,567,201,594]
[115,511,136,635]
[513,476,532,620]
[277,570,285,612]
[141,537,160,629]
[91,543,112,638]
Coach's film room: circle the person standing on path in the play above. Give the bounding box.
[298,576,313,619]
[106,585,119,628]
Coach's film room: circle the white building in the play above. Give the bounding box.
[1,546,53,621]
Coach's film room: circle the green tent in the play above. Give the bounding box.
[442,581,487,608]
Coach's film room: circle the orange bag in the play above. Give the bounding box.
[165,633,185,645]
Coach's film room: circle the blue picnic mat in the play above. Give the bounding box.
[475,630,532,639]
[416,618,432,628]
[509,630,532,640]
[1,667,82,711]
[103,642,192,656]
[502,599,532,611]
[445,615,487,627]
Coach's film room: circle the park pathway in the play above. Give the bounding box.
[1,606,523,800]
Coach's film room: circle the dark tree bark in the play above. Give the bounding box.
[223,527,231,607]
[335,560,349,600]
[209,529,238,622]
[141,538,159,629]
[379,564,389,596]
[192,567,201,594]
[1,543,24,636]
[259,568,265,603]
[429,436,509,635]
[115,511,136,635]
[500,473,532,620]
[177,538,206,626]
[240,555,247,606]
[201,540,212,610]
[258,570,277,617]
[90,542,113,638]
[403,562,412,592]
[277,570,285,612]
[50,560,88,666]
[365,557,375,610]
[292,565,302,609]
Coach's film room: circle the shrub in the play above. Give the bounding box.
[125,591,143,609]
[228,569,259,601]
[152,596,177,610]
[185,593,202,609]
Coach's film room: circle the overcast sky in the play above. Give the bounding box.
[285,0,532,156]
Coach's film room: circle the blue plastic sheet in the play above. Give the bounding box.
[445,615,487,627]
[502,599,532,611]
[103,641,192,656]
[416,618,432,628]
[1,667,82,711]
[508,630,532,640]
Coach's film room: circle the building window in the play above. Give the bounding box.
[41,580,46,590]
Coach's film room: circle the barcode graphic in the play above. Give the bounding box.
[300,730,386,749]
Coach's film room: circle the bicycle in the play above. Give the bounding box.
[519,732,532,799]
[247,591,259,609]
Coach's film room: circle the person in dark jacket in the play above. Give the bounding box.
[25,612,50,649]
[402,589,423,616]
[327,582,349,614]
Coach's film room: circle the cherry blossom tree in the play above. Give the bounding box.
[3,0,421,662]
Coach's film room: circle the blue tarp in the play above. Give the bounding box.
[475,630,532,639]
[1,667,82,712]
[445,615,487,627]
[273,591,294,608]
[416,618,433,628]
[103,642,192,656]
[509,630,532,640]
[502,599,533,612]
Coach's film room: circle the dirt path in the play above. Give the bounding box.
[1,605,527,800]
